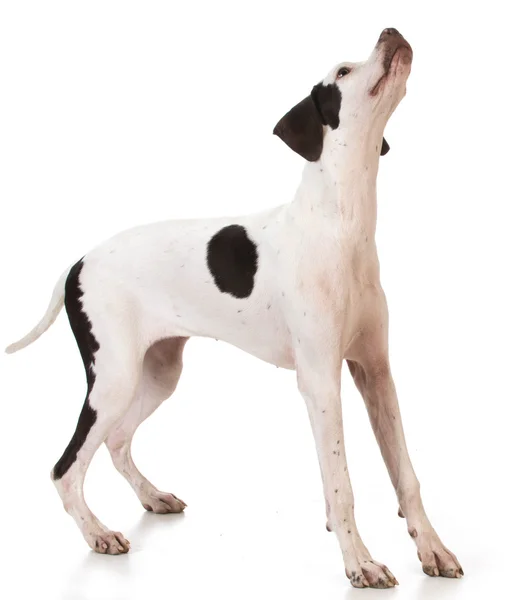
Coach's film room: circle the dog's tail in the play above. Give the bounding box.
[5,266,71,354]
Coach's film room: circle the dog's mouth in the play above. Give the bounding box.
[370,44,413,96]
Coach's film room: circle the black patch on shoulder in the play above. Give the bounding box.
[207,225,258,298]
[311,83,341,130]
[53,259,99,480]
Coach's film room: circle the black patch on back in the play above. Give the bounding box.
[53,259,99,480]
[207,225,258,298]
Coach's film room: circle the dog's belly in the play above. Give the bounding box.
[131,274,296,369]
[128,290,297,370]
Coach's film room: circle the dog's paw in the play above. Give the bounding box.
[90,530,130,555]
[416,531,463,578]
[346,560,399,589]
[141,490,187,514]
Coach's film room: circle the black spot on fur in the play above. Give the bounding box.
[53,401,97,480]
[207,225,258,298]
[311,83,341,129]
[53,259,99,480]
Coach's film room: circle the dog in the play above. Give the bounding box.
[6,28,462,588]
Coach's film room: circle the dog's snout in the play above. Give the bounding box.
[379,27,402,43]
[376,27,412,58]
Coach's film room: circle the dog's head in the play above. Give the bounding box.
[274,28,413,162]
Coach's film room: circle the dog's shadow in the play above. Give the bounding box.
[344,573,465,600]
[410,575,466,600]
[127,509,186,550]
[60,512,186,600]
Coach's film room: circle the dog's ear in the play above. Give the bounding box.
[311,82,341,129]
[273,82,342,161]
[273,95,324,162]
[274,82,390,161]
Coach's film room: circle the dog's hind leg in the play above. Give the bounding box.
[51,344,141,554]
[105,337,188,514]
[51,259,143,554]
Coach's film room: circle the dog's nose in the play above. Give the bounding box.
[379,27,402,42]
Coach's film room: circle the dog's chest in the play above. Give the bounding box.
[290,234,381,334]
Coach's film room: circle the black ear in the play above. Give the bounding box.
[273,95,324,162]
[274,82,390,161]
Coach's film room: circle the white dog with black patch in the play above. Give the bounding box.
[6,28,463,588]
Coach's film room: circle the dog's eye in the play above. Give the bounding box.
[336,67,351,79]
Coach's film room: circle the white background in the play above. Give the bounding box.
[1,1,519,599]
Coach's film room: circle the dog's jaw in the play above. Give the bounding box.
[370,44,413,97]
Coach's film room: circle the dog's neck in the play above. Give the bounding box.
[293,127,383,241]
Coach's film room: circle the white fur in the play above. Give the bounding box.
[6,30,462,587]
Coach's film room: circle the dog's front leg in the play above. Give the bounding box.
[347,357,464,579]
[295,350,398,589]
